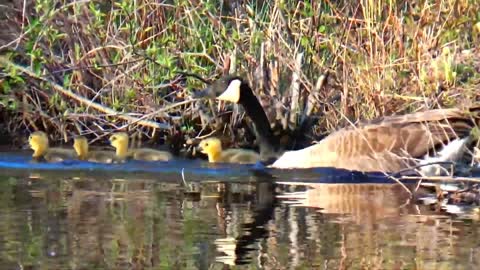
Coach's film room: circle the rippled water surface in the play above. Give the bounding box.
[0,153,479,270]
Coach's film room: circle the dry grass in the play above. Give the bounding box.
[0,0,479,155]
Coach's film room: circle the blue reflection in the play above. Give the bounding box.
[0,152,412,184]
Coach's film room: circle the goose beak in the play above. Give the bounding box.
[192,87,216,99]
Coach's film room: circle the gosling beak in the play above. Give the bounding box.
[196,145,206,154]
[22,142,31,150]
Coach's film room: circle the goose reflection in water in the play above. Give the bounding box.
[212,176,440,268]
[277,183,417,223]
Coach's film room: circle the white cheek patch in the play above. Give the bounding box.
[217,79,241,103]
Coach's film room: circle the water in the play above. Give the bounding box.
[0,153,479,269]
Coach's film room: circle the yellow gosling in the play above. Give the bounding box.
[198,137,260,164]
[109,132,173,162]
[73,136,116,163]
[28,131,76,162]
[108,132,131,162]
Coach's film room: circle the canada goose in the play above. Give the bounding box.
[28,131,76,162]
[196,75,480,175]
[198,137,260,164]
[73,136,116,163]
[109,132,173,162]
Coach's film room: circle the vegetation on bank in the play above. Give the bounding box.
[0,0,479,155]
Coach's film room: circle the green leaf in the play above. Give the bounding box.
[33,61,42,76]
[63,74,72,88]
[1,81,11,93]
[318,25,327,33]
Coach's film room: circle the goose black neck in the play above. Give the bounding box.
[238,82,280,159]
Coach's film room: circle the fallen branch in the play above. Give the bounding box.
[399,175,480,183]
[0,56,170,130]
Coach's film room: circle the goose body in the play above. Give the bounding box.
[131,148,173,162]
[198,137,260,164]
[197,75,480,175]
[109,132,173,162]
[73,136,116,163]
[28,131,77,162]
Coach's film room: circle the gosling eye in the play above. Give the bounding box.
[205,143,209,147]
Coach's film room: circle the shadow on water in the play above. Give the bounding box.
[0,153,479,269]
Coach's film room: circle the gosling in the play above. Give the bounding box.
[28,131,76,162]
[109,132,173,162]
[198,137,260,164]
[73,136,116,163]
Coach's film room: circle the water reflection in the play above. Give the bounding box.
[278,183,415,223]
[0,168,479,270]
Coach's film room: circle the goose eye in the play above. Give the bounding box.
[205,143,209,146]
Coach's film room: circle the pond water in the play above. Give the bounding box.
[0,153,479,270]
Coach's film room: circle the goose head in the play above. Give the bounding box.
[195,75,246,103]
